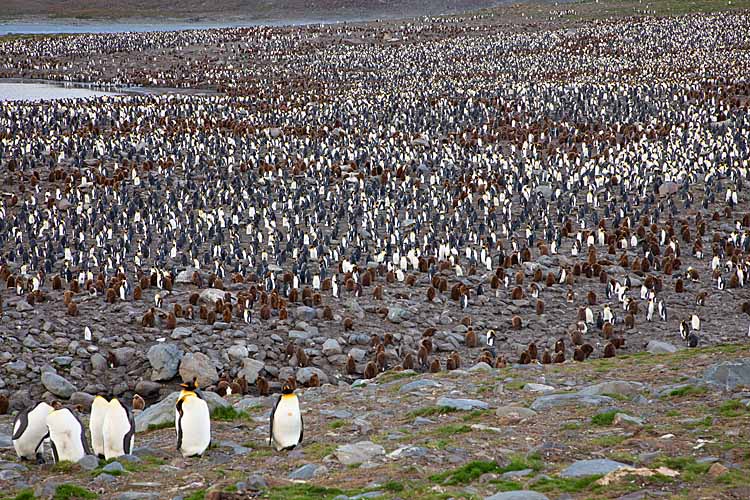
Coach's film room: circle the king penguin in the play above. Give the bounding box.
[269,382,303,451]
[13,401,54,462]
[46,405,91,463]
[176,382,211,457]
[90,395,108,458]
[102,398,135,459]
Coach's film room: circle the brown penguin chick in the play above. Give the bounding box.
[199,304,208,320]
[675,278,684,293]
[555,338,565,353]
[63,289,74,305]
[165,312,176,330]
[370,334,382,348]
[296,347,309,367]
[421,337,433,355]
[52,275,62,290]
[446,355,456,371]
[566,289,575,302]
[139,308,153,327]
[624,313,634,329]
[426,287,436,301]
[602,322,614,339]
[450,351,461,370]
[417,345,429,367]
[528,342,538,360]
[213,278,224,290]
[106,287,118,303]
[230,380,243,396]
[541,350,552,364]
[222,306,232,323]
[376,350,386,372]
[511,286,524,300]
[206,310,216,325]
[343,317,354,331]
[383,333,394,346]
[260,304,271,320]
[611,337,626,349]
[405,274,417,286]
[511,315,522,330]
[132,394,145,411]
[465,329,478,348]
[519,350,532,364]
[133,286,142,300]
[189,293,199,306]
[581,344,594,358]
[545,272,555,287]
[279,307,288,320]
[70,280,79,293]
[216,380,231,397]
[533,268,543,282]
[515,270,524,285]
[322,305,333,320]
[536,299,544,315]
[307,373,321,388]
[363,361,377,379]
[401,353,415,371]
[312,293,322,306]
[422,327,437,337]
[184,305,194,320]
[570,329,583,346]
[742,302,750,315]
[587,290,597,305]
[494,356,507,369]
[603,343,616,358]
[573,347,586,362]
[173,303,183,318]
[430,358,442,373]
[553,351,565,363]
[695,292,707,306]
[256,376,270,396]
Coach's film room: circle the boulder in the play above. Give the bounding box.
[560,459,628,478]
[41,372,77,399]
[322,338,342,356]
[199,288,226,304]
[147,343,183,381]
[646,340,679,354]
[399,379,441,394]
[436,397,489,411]
[530,393,614,411]
[495,406,537,419]
[175,268,199,284]
[179,352,218,387]
[578,381,646,397]
[239,358,265,383]
[486,491,549,500]
[296,367,329,385]
[703,358,750,391]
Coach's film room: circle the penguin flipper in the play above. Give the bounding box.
[299,415,304,445]
[12,407,31,440]
[269,395,280,447]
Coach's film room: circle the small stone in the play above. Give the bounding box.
[530,394,613,411]
[335,441,385,465]
[524,383,556,393]
[485,492,549,500]
[708,463,728,478]
[468,362,494,373]
[103,461,125,473]
[399,379,441,393]
[135,380,161,398]
[646,340,679,354]
[614,413,644,427]
[70,392,95,410]
[288,463,321,480]
[495,406,537,419]
[246,474,268,490]
[93,473,117,483]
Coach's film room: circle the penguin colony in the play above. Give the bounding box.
[0,10,749,410]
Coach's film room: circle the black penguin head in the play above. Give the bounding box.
[180,376,199,391]
[281,383,294,395]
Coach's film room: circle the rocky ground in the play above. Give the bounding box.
[2,343,750,499]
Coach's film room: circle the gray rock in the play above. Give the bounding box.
[530,393,614,411]
[147,343,183,381]
[578,381,646,397]
[6,360,27,373]
[485,492,549,500]
[103,461,125,473]
[93,473,117,484]
[468,362,494,373]
[179,352,218,387]
[399,379,441,393]
[91,353,108,372]
[297,367,329,385]
[387,445,429,459]
[322,338,342,356]
[70,392,95,410]
[386,307,410,323]
[560,459,628,478]
[0,433,12,449]
[348,348,368,362]
[135,380,162,398]
[246,474,267,490]
[296,306,317,321]
[41,372,77,398]
[704,358,750,391]
[239,358,265,383]
[495,406,537,419]
[0,469,21,481]
[436,397,489,411]
[646,340,679,354]
[115,493,159,500]
[170,327,193,340]
[288,463,322,480]
[501,469,534,479]
[16,301,34,312]
[335,441,385,465]
[227,345,249,361]
[614,413,644,426]
[175,268,198,284]
[199,288,226,304]
[135,390,228,432]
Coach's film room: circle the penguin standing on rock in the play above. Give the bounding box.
[46,404,91,463]
[269,382,303,451]
[102,398,135,460]
[176,381,211,458]
[13,401,54,462]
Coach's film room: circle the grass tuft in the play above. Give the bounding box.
[408,406,459,418]
[533,475,603,493]
[53,484,97,500]
[718,399,748,418]
[667,385,707,398]
[211,406,250,421]
[591,410,618,426]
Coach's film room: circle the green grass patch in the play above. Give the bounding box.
[533,475,603,494]
[328,420,346,430]
[653,456,710,482]
[383,481,404,492]
[562,422,582,430]
[590,434,626,447]
[434,424,472,437]
[487,479,523,492]
[53,484,97,500]
[504,380,527,390]
[591,410,618,426]
[51,461,77,473]
[264,484,346,500]
[430,455,542,485]
[147,420,174,431]
[378,370,417,385]
[211,406,250,421]
[184,490,205,500]
[718,400,749,418]
[302,442,335,460]
[408,406,459,418]
[2,490,35,500]
[667,385,707,398]
[428,439,451,450]
[461,409,490,422]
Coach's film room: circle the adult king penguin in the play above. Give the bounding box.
[46,404,91,463]
[102,398,135,459]
[13,401,54,462]
[269,382,303,451]
[176,379,211,457]
[90,395,108,458]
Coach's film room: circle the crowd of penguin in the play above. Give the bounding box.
[11,377,303,465]
[0,7,750,432]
